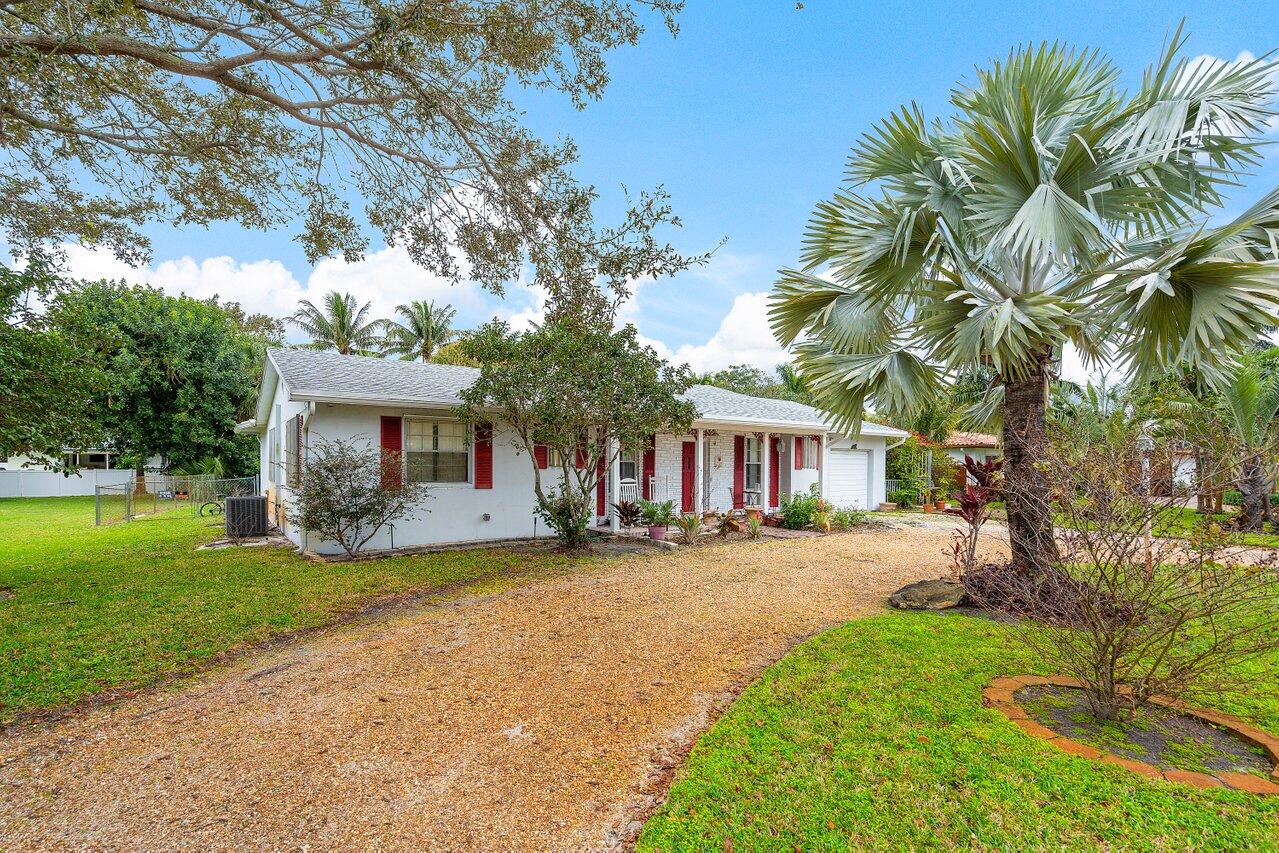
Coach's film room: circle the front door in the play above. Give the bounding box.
[681,441,696,512]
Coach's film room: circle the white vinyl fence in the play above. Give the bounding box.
[0,468,135,498]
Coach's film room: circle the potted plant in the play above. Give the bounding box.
[638,498,677,541]
[935,497,948,510]
[744,506,763,521]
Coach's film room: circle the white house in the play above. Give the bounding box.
[240,348,908,555]
[939,431,1001,465]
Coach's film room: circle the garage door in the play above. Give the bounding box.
[826,448,871,509]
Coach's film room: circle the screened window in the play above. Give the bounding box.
[406,419,469,483]
[802,437,818,470]
[618,451,639,483]
[744,438,762,491]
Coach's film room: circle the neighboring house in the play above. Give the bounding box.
[939,432,1001,465]
[239,348,909,555]
[1,449,119,471]
[0,450,149,498]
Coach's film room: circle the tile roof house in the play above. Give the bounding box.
[938,431,1001,465]
[240,348,908,554]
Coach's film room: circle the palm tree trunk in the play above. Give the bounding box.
[1240,454,1267,532]
[1000,355,1058,574]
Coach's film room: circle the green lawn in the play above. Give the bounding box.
[1153,506,1279,549]
[0,496,585,722]
[639,613,1279,851]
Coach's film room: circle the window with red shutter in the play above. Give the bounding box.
[534,443,548,469]
[732,435,745,509]
[794,435,804,470]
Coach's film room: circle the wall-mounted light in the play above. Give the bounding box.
[482,512,491,521]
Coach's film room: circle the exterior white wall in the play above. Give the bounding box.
[269,397,572,555]
[944,446,999,464]
[257,381,905,553]
[0,468,135,498]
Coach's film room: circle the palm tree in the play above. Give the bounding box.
[383,300,458,362]
[1213,355,1279,531]
[290,291,385,356]
[770,30,1279,573]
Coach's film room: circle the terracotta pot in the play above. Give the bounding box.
[878,502,897,512]
[745,507,763,521]
[922,503,934,513]
[935,500,947,510]
[648,525,667,541]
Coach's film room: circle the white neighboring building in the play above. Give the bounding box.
[939,432,1001,465]
[240,348,909,555]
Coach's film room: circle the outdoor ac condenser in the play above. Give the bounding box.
[225,495,268,538]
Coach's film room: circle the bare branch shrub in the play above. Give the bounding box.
[292,436,431,558]
[967,424,1279,722]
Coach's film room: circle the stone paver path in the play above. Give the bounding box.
[0,527,979,851]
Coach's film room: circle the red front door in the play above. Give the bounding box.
[681,441,696,512]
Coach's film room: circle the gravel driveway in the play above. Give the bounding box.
[1,525,983,851]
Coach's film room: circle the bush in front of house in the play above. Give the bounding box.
[535,486,594,548]
[778,485,822,529]
[292,436,431,558]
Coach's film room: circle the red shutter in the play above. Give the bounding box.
[733,435,745,509]
[380,416,402,489]
[534,443,549,469]
[575,444,588,469]
[474,423,493,489]
[595,454,606,515]
[769,437,780,508]
[795,436,804,470]
[642,434,656,500]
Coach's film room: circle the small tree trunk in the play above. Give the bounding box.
[1000,355,1058,575]
[1240,454,1267,532]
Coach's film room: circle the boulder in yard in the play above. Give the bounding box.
[888,579,965,610]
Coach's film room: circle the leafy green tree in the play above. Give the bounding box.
[771,31,1279,572]
[384,300,458,362]
[49,281,260,475]
[456,319,695,548]
[0,263,103,468]
[291,291,386,356]
[706,364,772,396]
[0,0,698,312]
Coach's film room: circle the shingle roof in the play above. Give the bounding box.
[269,347,479,406]
[264,347,907,436]
[940,430,1000,449]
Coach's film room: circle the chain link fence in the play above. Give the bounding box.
[95,475,258,525]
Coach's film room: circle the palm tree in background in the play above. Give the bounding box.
[770,28,1279,573]
[1209,354,1279,531]
[291,291,385,356]
[383,300,458,361]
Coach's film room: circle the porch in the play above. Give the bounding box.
[601,427,827,527]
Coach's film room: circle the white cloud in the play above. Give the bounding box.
[56,242,538,343]
[646,291,788,374]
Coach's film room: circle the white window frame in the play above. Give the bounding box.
[267,427,279,485]
[744,437,762,491]
[403,417,472,485]
[618,449,639,484]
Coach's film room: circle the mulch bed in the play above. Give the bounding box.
[983,675,1279,795]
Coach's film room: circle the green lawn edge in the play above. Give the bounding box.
[639,612,1279,851]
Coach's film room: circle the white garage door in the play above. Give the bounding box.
[827,448,871,509]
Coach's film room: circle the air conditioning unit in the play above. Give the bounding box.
[225,495,268,538]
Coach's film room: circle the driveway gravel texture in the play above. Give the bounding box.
[1,525,994,851]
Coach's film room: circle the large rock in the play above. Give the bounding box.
[888,579,965,610]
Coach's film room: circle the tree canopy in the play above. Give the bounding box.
[456,318,695,546]
[1,0,699,313]
[0,263,103,467]
[49,281,265,474]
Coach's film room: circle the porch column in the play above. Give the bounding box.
[762,431,771,512]
[818,432,829,500]
[608,437,620,533]
[694,428,705,514]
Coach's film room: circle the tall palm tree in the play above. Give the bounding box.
[770,29,1279,572]
[383,300,458,361]
[290,291,385,356]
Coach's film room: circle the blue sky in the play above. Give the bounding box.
[60,3,1279,376]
